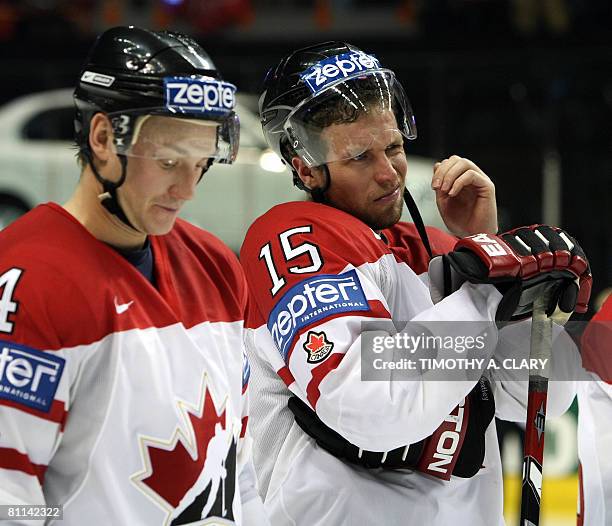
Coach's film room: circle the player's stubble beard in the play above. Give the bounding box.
[366,192,404,231]
[325,183,404,232]
[362,161,407,231]
[315,163,406,232]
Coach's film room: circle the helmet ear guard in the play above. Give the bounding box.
[277,134,307,191]
[280,135,330,199]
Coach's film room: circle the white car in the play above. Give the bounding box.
[0,89,444,251]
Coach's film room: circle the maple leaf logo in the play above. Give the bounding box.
[303,331,334,364]
[131,375,239,525]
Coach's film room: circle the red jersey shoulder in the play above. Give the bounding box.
[382,222,456,274]
[241,201,390,271]
[581,295,612,382]
[592,295,612,322]
[0,204,118,349]
[0,203,120,293]
[1,204,82,263]
[170,218,243,281]
[163,218,247,322]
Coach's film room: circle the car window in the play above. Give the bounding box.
[22,106,75,141]
[18,99,266,150]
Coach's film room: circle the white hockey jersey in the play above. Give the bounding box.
[240,201,578,526]
[0,203,259,525]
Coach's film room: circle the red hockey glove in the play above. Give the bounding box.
[429,225,592,322]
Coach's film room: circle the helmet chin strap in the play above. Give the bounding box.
[402,187,433,260]
[84,149,141,232]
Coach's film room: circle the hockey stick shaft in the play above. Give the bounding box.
[520,294,553,526]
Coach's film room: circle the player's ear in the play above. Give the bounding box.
[89,113,114,163]
[292,157,326,191]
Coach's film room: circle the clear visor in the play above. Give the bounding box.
[321,127,408,163]
[285,70,416,167]
[109,110,239,165]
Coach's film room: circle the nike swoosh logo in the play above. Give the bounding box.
[114,296,134,314]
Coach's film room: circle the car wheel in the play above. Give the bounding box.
[0,195,30,230]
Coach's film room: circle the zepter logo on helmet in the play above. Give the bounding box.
[299,51,383,95]
[259,42,417,176]
[104,76,238,165]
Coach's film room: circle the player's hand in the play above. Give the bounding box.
[432,156,498,238]
[428,225,592,322]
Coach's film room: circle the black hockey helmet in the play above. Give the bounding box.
[259,41,417,190]
[74,25,239,165]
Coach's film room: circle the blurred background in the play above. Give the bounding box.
[0,1,610,524]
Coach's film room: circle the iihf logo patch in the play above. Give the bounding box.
[303,331,334,364]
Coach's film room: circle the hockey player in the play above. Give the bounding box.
[0,27,268,525]
[240,42,591,525]
[577,293,612,525]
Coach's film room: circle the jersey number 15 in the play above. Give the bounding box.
[259,226,323,296]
